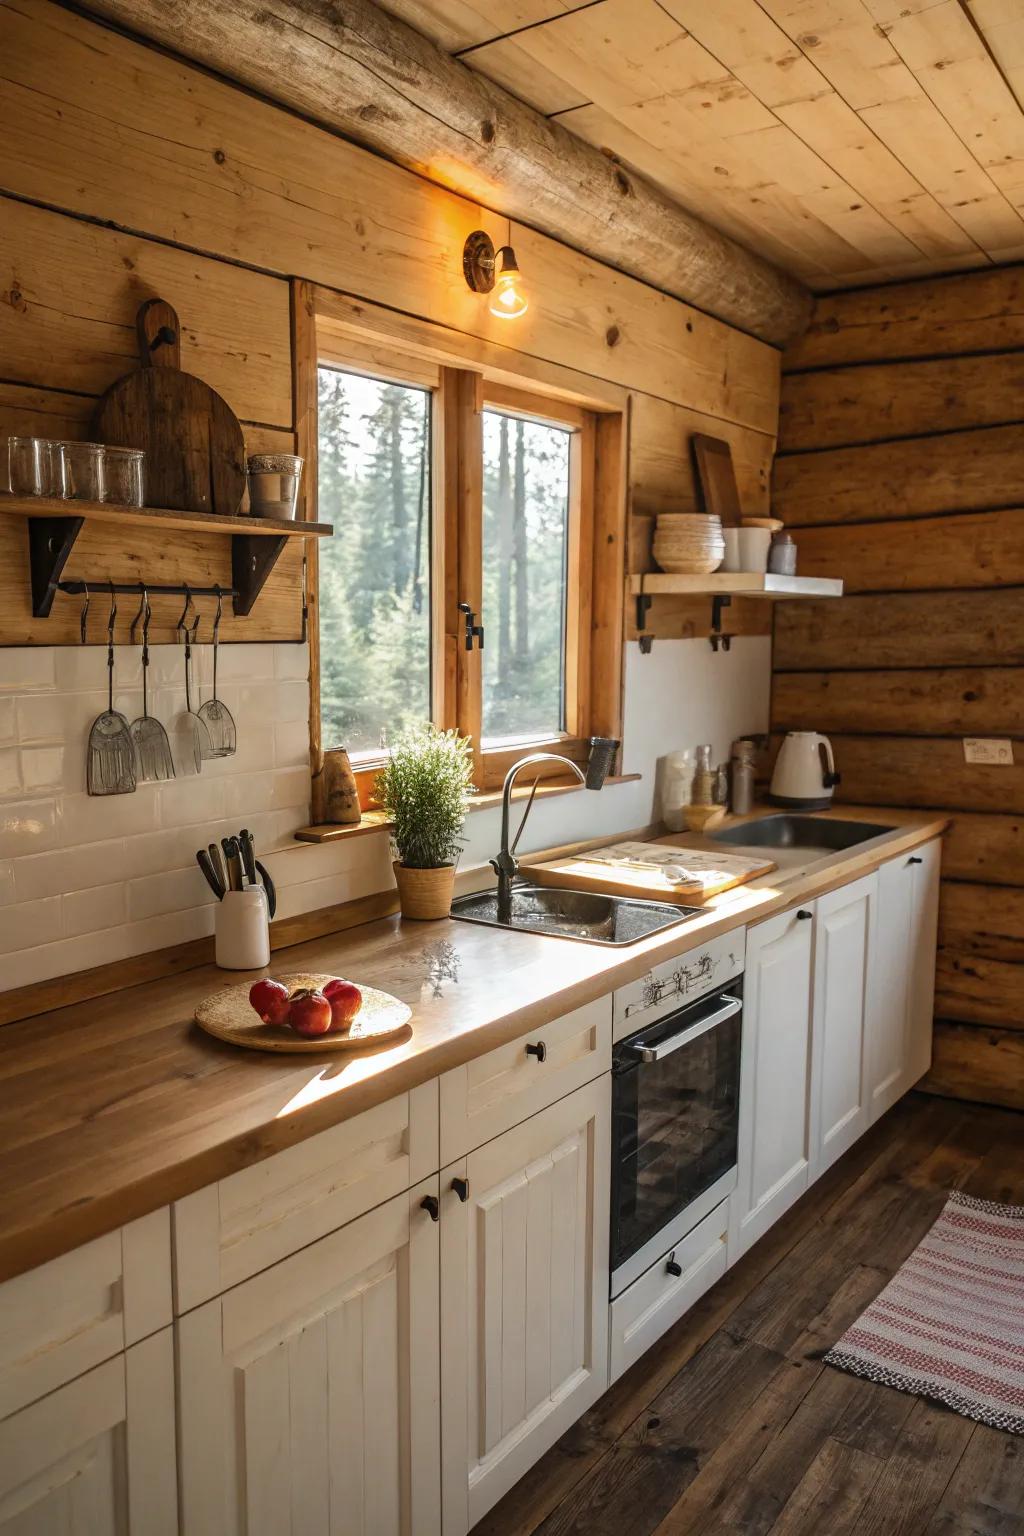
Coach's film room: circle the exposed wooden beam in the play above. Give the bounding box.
[75,0,812,346]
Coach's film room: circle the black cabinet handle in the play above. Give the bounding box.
[666,1256,683,1277]
[908,855,923,866]
[525,1041,547,1062]
[420,1195,439,1222]
[451,1177,469,1202]
[796,909,813,920]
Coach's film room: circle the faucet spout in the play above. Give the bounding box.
[491,753,586,924]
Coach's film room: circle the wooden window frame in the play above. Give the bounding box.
[294,281,627,819]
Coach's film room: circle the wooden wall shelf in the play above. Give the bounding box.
[0,493,332,618]
[628,572,844,600]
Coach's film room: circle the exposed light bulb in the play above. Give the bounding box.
[488,246,528,320]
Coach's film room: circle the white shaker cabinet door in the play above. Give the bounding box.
[905,840,942,1087]
[730,904,815,1261]
[810,873,878,1179]
[868,854,916,1122]
[177,1181,441,1536]
[0,1329,177,1536]
[440,1076,610,1535]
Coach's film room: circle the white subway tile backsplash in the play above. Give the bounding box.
[0,651,56,692]
[63,882,128,938]
[155,775,226,827]
[14,841,129,902]
[128,866,216,922]
[61,788,156,846]
[21,746,67,794]
[0,698,15,746]
[0,895,63,955]
[214,643,278,682]
[0,861,14,906]
[273,719,309,769]
[0,750,21,796]
[274,643,310,681]
[0,797,60,858]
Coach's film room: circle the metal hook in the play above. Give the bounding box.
[212,584,223,640]
[130,584,147,644]
[175,585,192,638]
[107,581,118,642]
[79,581,90,645]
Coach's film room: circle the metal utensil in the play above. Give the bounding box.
[196,848,224,899]
[129,589,175,782]
[255,859,277,919]
[196,587,236,757]
[239,828,256,884]
[171,589,215,774]
[87,585,137,797]
[222,835,243,891]
[209,842,227,893]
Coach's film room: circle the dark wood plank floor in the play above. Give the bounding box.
[474,1094,1024,1536]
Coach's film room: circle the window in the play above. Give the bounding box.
[300,285,625,816]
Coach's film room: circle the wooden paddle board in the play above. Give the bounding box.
[92,299,246,515]
[529,841,776,906]
[194,973,412,1054]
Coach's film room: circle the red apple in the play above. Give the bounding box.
[323,977,362,1033]
[249,977,291,1026]
[288,988,333,1038]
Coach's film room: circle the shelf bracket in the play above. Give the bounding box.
[28,516,85,617]
[635,591,653,652]
[710,593,732,653]
[231,533,289,616]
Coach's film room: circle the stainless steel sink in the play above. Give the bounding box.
[450,884,701,946]
[708,814,894,856]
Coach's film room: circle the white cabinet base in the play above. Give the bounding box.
[609,1202,728,1384]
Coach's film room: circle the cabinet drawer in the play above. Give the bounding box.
[439,996,611,1163]
[613,930,745,1041]
[608,1203,728,1384]
[0,1208,171,1420]
[173,1080,438,1312]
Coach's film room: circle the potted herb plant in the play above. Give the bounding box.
[375,723,476,920]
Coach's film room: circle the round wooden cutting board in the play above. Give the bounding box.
[194,973,412,1054]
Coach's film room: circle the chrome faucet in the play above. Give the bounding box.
[491,749,621,925]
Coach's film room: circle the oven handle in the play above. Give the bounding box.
[628,994,742,1063]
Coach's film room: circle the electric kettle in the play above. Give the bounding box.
[769,731,841,810]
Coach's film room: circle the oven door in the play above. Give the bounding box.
[611,984,742,1278]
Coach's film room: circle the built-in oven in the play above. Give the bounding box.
[611,976,742,1296]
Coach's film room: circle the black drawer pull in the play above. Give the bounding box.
[525,1041,547,1062]
[908,855,923,866]
[451,1177,469,1202]
[420,1195,439,1222]
[666,1256,683,1278]
[796,909,813,920]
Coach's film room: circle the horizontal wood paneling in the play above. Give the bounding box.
[925,1022,1024,1109]
[780,353,1024,452]
[0,0,779,434]
[942,814,1024,888]
[824,737,1024,815]
[624,594,771,643]
[794,511,1024,593]
[774,590,1024,672]
[784,266,1024,371]
[936,884,1024,1030]
[774,424,1024,527]
[629,394,772,519]
[772,668,1024,738]
[2,199,293,429]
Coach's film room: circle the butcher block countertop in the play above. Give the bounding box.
[0,807,947,1281]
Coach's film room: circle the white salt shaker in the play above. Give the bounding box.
[215,886,271,970]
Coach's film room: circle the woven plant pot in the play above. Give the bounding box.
[393,861,456,921]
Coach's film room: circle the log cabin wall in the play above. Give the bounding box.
[772,271,1024,1111]
[0,0,777,994]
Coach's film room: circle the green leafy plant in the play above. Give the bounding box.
[375,723,476,869]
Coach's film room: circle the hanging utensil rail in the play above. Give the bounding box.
[58,580,239,600]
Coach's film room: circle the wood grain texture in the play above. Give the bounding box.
[630,393,773,519]
[941,813,1024,888]
[784,265,1024,371]
[774,424,1024,526]
[925,1022,1024,1109]
[772,668,1024,737]
[793,510,1024,592]
[0,0,799,385]
[780,352,1024,451]
[824,736,1024,815]
[0,812,943,1281]
[936,883,1024,1030]
[773,589,1024,671]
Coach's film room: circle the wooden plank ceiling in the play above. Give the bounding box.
[382,0,1024,288]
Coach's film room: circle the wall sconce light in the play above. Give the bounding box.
[463,230,529,319]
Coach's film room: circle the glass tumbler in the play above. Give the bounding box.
[6,436,65,496]
[245,453,304,518]
[103,447,146,507]
[60,441,105,501]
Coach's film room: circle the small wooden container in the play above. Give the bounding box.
[322,748,361,824]
[393,862,455,920]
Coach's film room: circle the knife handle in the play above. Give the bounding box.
[255,860,277,919]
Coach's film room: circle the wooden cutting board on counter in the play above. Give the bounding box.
[528,840,776,906]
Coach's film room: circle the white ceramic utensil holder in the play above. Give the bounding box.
[216,887,271,970]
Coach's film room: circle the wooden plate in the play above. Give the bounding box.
[194,973,412,1053]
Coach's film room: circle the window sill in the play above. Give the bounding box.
[293,772,641,844]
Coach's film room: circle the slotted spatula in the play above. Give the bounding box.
[129,591,175,782]
[87,587,136,797]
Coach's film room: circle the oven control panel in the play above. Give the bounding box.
[612,928,746,1042]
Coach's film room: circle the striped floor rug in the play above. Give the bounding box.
[824,1190,1024,1435]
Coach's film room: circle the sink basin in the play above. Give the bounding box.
[708,814,894,854]
[450,884,701,946]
